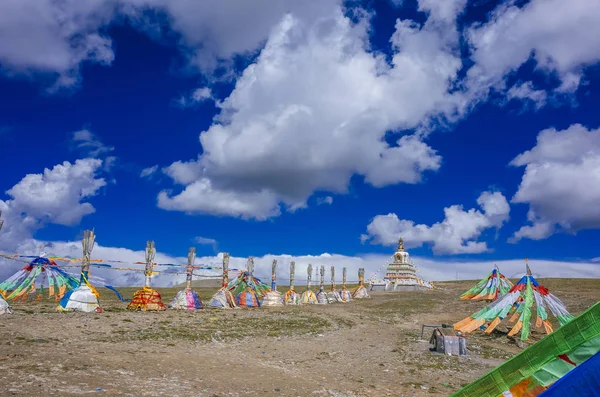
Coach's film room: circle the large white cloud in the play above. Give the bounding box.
[362,191,510,254]
[0,0,337,88]
[0,0,116,89]
[510,124,600,241]
[158,1,468,219]
[0,158,107,251]
[466,0,600,96]
[124,0,338,73]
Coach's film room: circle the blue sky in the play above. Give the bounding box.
[1,0,600,282]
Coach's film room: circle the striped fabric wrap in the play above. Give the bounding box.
[460,266,513,301]
[0,257,78,301]
[169,289,203,310]
[451,302,600,397]
[455,270,574,341]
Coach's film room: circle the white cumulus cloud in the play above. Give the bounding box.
[0,0,116,90]
[0,159,107,251]
[510,124,600,241]
[466,0,600,96]
[159,2,467,220]
[362,191,510,254]
[0,0,335,88]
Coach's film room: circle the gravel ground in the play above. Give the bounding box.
[0,279,598,396]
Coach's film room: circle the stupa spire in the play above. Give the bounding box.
[397,237,405,252]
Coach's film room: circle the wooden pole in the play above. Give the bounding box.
[271,259,277,290]
[330,266,336,290]
[320,265,325,290]
[82,229,95,274]
[0,210,4,232]
[248,256,255,279]
[222,253,230,287]
[80,229,96,289]
[289,261,295,290]
[343,267,347,289]
[186,247,196,290]
[144,241,156,288]
[307,264,312,290]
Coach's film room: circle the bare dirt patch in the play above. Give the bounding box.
[1,279,598,396]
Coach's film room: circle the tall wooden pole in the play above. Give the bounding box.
[222,253,230,287]
[289,261,295,290]
[320,265,325,290]
[185,247,196,290]
[144,241,156,288]
[330,266,336,290]
[81,229,96,286]
[82,230,95,273]
[343,267,347,289]
[307,264,313,290]
[271,259,278,290]
[358,267,365,286]
[248,256,255,279]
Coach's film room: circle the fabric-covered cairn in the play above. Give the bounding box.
[460,264,513,301]
[316,265,331,304]
[228,257,271,300]
[452,302,600,397]
[169,248,203,310]
[57,229,102,313]
[352,268,369,298]
[283,261,300,305]
[327,266,342,302]
[339,267,352,302]
[454,263,574,341]
[232,257,264,308]
[127,241,166,311]
[0,256,78,303]
[262,259,284,306]
[0,294,11,314]
[300,264,318,304]
[208,253,236,308]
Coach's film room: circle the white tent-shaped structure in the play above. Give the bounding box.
[300,264,318,304]
[326,266,342,302]
[208,253,237,308]
[262,259,283,306]
[316,265,331,304]
[57,230,102,313]
[0,295,10,314]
